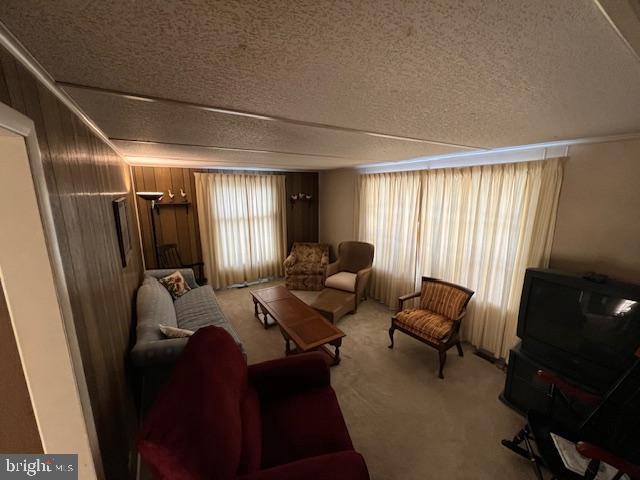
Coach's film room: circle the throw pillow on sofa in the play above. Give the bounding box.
[159,271,192,299]
[159,324,194,338]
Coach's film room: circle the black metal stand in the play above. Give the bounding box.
[149,200,159,267]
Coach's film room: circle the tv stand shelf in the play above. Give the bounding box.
[502,342,602,422]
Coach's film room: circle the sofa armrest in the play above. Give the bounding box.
[130,337,190,368]
[248,352,330,400]
[237,451,369,480]
[145,268,199,289]
[326,261,340,278]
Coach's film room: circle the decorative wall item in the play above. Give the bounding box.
[113,197,132,267]
[290,192,313,203]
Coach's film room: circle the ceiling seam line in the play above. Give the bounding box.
[110,138,349,159]
[57,81,487,151]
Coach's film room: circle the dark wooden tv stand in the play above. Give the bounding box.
[501,342,601,423]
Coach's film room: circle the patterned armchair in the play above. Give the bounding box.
[284,242,330,291]
[388,277,474,379]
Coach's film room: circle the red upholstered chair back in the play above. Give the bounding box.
[138,326,254,480]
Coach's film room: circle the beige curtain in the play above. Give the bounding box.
[356,171,422,306]
[357,158,564,358]
[195,173,287,289]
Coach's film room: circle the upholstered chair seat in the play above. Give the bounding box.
[394,309,454,342]
[284,242,329,291]
[389,277,474,379]
[325,271,357,292]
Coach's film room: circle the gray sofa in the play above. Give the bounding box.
[131,268,243,368]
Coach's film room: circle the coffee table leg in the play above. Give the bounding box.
[259,305,270,329]
[331,338,342,365]
[253,297,258,318]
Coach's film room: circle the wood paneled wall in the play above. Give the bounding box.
[133,166,319,270]
[0,47,143,479]
[284,171,319,249]
[132,166,202,269]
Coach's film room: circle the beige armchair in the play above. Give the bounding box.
[324,241,374,312]
[284,242,329,291]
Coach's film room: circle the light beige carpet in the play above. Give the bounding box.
[216,280,534,480]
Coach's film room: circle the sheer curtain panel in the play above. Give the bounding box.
[356,171,422,306]
[356,159,564,358]
[195,173,287,289]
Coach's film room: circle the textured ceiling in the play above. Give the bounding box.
[2,0,640,169]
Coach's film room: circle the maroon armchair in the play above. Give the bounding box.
[138,326,369,480]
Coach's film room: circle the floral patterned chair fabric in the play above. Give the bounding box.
[284,243,330,291]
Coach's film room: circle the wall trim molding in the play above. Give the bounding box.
[0,20,123,158]
[356,132,640,173]
[126,155,318,172]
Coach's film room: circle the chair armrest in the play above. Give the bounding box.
[398,291,421,311]
[355,267,372,302]
[283,254,297,269]
[130,338,189,368]
[536,370,602,406]
[248,352,331,399]
[237,451,369,480]
[326,260,340,278]
[576,442,640,479]
[248,352,330,400]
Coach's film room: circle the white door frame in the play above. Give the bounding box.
[0,101,103,479]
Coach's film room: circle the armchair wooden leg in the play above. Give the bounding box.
[438,350,447,379]
[388,325,395,349]
[456,341,464,357]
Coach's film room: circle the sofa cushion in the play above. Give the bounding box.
[174,285,243,347]
[325,272,357,293]
[394,308,454,341]
[260,385,354,469]
[136,275,178,343]
[159,324,194,339]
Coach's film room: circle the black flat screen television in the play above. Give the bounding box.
[518,269,640,391]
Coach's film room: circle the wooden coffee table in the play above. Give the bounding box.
[251,285,346,365]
